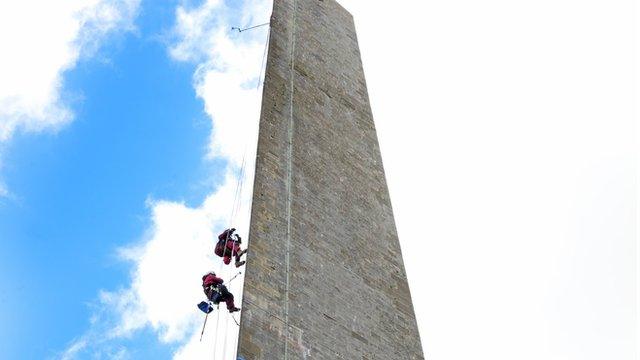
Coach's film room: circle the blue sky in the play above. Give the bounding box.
[0,1,198,357]
[0,0,268,358]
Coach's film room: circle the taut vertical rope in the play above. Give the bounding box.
[207,15,271,360]
[283,0,297,358]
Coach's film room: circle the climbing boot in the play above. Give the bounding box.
[235,260,246,268]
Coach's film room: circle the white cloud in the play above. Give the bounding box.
[0,182,7,198]
[107,179,239,343]
[169,0,225,63]
[60,338,87,360]
[61,0,270,358]
[170,0,267,165]
[0,0,140,196]
[0,0,139,141]
[58,333,129,360]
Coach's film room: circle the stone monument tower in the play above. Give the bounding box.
[238,0,424,358]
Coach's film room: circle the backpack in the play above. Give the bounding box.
[214,240,225,257]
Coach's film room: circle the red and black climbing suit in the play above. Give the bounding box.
[214,228,247,267]
[200,272,240,313]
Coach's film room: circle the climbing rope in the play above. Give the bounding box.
[283,1,298,358]
[220,132,249,358]
[256,29,271,90]
[211,302,221,358]
[216,113,250,359]
[208,21,271,360]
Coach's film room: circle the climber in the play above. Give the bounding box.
[215,228,247,267]
[201,271,240,313]
[218,228,235,243]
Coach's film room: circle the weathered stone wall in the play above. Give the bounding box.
[238,0,424,358]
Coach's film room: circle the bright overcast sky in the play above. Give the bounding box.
[341,0,637,359]
[0,0,636,359]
